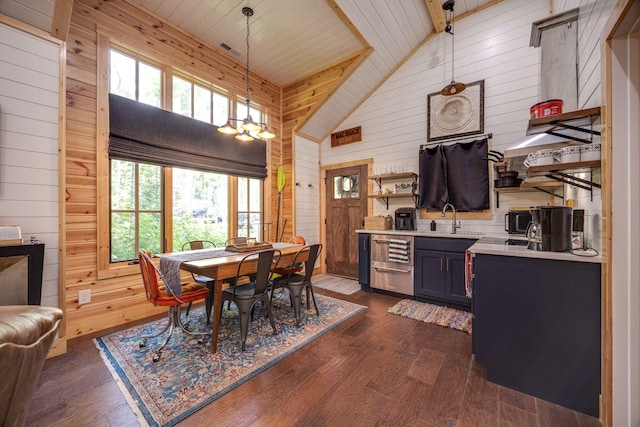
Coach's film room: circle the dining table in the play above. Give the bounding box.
[160,242,307,353]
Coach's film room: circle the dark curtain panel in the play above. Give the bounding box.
[418,145,448,209]
[418,138,489,211]
[108,94,267,179]
[444,138,489,210]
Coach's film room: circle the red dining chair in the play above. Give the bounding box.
[138,251,210,362]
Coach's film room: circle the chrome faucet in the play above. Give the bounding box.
[441,203,460,234]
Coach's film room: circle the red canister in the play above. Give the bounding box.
[530,99,563,119]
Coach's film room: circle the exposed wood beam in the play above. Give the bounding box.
[425,0,447,33]
[50,0,74,41]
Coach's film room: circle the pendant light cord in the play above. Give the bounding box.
[450,7,455,84]
[244,9,251,117]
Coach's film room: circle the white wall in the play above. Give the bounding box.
[0,21,60,308]
[610,1,640,425]
[293,135,320,244]
[319,0,552,236]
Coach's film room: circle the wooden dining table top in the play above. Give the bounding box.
[166,242,307,353]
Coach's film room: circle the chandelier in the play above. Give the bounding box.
[440,0,466,96]
[217,7,275,141]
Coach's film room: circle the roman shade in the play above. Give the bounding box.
[108,93,267,179]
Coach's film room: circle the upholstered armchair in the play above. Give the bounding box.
[0,305,63,426]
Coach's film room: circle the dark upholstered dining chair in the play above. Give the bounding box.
[181,240,216,324]
[219,248,281,351]
[138,251,210,362]
[270,243,323,327]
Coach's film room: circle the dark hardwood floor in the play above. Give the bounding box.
[27,288,603,426]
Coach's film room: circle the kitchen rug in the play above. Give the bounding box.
[95,294,366,427]
[388,299,472,334]
[312,273,361,295]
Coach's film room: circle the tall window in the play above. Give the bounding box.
[108,47,265,263]
[109,50,163,262]
[237,177,263,239]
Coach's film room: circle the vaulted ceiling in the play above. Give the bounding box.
[1,0,500,141]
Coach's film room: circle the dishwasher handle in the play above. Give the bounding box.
[373,265,412,274]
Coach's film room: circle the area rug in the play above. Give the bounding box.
[95,294,366,427]
[388,299,472,334]
[312,273,361,295]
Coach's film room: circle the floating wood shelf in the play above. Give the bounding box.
[369,172,418,209]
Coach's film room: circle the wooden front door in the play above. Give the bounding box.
[325,165,368,278]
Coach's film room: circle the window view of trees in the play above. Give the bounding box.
[109,47,264,263]
[172,168,229,250]
[110,160,162,261]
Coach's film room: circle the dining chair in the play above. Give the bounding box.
[225,236,248,246]
[272,235,307,277]
[270,243,323,327]
[219,248,281,351]
[182,240,216,324]
[138,251,210,362]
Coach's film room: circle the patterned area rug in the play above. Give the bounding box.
[95,294,365,427]
[388,299,472,334]
[312,273,361,295]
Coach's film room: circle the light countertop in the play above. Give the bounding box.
[356,229,602,263]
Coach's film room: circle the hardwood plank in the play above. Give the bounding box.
[26,289,603,427]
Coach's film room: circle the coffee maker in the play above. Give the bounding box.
[394,208,416,231]
[526,206,573,251]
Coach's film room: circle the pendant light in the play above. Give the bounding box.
[217,7,276,141]
[440,0,466,96]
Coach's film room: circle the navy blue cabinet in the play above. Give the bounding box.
[473,253,601,417]
[358,233,370,291]
[414,237,475,310]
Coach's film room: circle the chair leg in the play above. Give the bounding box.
[307,284,320,316]
[237,302,251,352]
[288,285,304,327]
[176,307,208,338]
[263,294,278,335]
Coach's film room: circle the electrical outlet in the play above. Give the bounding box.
[78,289,91,304]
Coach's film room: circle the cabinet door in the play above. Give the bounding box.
[358,234,370,288]
[414,250,445,298]
[445,251,470,305]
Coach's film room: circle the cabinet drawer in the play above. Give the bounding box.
[414,237,476,252]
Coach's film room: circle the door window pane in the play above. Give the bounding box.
[333,174,359,199]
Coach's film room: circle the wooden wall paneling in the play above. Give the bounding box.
[63,0,284,337]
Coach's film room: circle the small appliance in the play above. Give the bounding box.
[526,206,573,251]
[394,208,416,231]
[505,210,532,235]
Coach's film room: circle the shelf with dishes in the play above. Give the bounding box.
[527,159,602,195]
[368,172,417,209]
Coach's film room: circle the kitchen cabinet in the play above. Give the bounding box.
[472,253,601,417]
[368,172,417,209]
[358,233,370,291]
[414,237,476,310]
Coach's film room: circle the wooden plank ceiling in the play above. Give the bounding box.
[1,0,498,141]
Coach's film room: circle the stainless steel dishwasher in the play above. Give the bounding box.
[370,234,414,295]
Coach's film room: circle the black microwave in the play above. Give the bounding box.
[505,210,532,235]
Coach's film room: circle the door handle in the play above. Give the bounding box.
[446,258,450,272]
[440,258,444,271]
